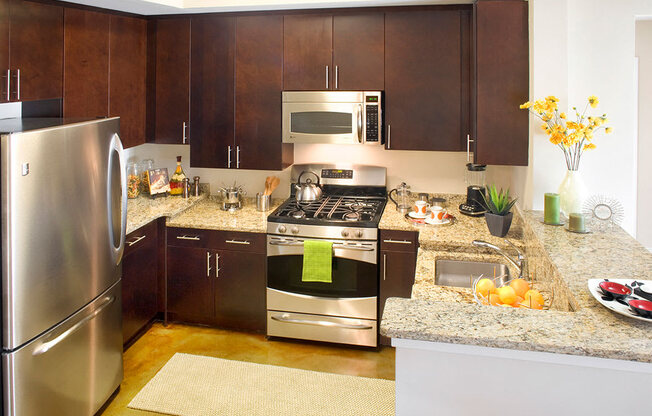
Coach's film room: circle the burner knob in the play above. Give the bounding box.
[356,230,364,238]
[278,225,287,234]
[341,229,350,238]
[291,226,300,234]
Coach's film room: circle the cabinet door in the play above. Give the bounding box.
[332,13,384,91]
[167,246,215,324]
[190,15,235,168]
[154,17,190,144]
[109,15,147,149]
[214,250,266,332]
[473,1,528,166]
[283,14,332,91]
[63,8,109,118]
[9,0,63,101]
[385,10,466,151]
[0,0,9,102]
[379,249,417,346]
[122,221,158,346]
[235,15,292,171]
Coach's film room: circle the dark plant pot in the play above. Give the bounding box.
[485,212,513,238]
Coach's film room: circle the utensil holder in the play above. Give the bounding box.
[256,193,271,212]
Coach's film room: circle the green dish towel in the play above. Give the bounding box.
[302,240,333,283]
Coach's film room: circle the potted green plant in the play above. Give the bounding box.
[481,185,517,237]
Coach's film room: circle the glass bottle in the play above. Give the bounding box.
[127,162,141,199]
[169,156,186,196]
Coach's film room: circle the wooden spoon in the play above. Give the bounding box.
[268,176,280,195]
[264,176,272,195]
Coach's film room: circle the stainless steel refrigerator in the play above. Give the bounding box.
[0,117,126,415]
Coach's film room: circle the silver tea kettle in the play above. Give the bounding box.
[388,182,412,213]
[295,171,322,202]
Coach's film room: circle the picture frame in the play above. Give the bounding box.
[147,168,171,197]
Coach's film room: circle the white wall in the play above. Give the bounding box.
[635,20,652,250]
[530,0,652,236]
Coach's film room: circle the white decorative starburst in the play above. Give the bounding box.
[582,195,624,230]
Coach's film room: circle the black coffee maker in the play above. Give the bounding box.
[459,163,487,216]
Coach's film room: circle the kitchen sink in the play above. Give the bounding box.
[435,260,511,288]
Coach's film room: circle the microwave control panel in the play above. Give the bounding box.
[364,93,381,144]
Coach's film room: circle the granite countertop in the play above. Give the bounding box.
[127,194,207,235]
[381,209,652,363]
[166,196,283,234]
[379,193,524,250]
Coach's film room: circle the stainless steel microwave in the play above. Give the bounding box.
[282,91,382,145]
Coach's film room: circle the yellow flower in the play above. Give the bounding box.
[519,101,533,109]
[583,143,597,150]
[605,127,613,134]
[588,95,599,108]
[540,123,549,132]
[545,96,559,103]
[566,121,580,130]
[549,132,564,145]
[560,112,567,119]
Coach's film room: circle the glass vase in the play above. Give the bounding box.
[558,169,587,216]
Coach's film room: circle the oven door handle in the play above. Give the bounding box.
[269,240,374,251]
[270,314,373,330]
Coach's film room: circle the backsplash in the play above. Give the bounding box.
[126,142,518,200]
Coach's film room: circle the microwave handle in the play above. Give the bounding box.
[357,104,363,143]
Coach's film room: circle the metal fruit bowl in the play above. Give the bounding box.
[471,274,554,310]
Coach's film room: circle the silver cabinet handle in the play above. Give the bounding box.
[357,104,363,143]
[127,235,147,247]
[387,124,391,149]
[335,65,339,89]
[14,69,19,101]
[33,296,115,356]
[325,65,329,89]
[236,145,240,168]
[227,145,232,168]
[182,122,187,144]
[383,239,412,245]
[467,134,474,162]
[271,314,373,330]
[176,235,200,241]
[4,69,9,101]
[225,239,250,245]
[383,254,387,281]
[206,252,212,277]
[215,253,220,278]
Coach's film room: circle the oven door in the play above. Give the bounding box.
[282,101,363,145]
[267,235,377,299]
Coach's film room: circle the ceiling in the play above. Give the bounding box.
[63,0,473,15]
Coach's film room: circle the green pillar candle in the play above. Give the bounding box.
[568,213,586,232]
[544,193,560,224]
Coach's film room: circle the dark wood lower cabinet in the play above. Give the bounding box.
[166,246,215,325]
[122,220,158,347]
[379,230,418,346]
[166,228,266,332]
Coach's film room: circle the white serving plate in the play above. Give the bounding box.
[587,278,652,323]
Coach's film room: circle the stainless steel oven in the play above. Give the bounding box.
[282,91,382,145]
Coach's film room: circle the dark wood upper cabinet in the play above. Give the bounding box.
[0,0,9,102]
[332,13,384,90]
[385,10,467,151]
[473,0,529,166]
[235,14,292,171]
[109,15,147,149]
[190,15,235,168]
[154,17,190,144]
[283,14,332,91]
[63,8,109,118]
[8,0,63,102]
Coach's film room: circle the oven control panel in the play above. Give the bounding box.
[321,169,353,179]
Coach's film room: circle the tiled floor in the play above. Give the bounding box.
[100,322,396,415]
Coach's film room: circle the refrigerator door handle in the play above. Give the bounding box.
[32,296,116,356]
[107,133,127,265]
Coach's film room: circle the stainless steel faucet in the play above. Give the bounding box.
[472,239,527,279]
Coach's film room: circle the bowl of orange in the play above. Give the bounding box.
[472,275,550,310]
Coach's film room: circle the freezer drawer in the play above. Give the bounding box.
[2,280,123,416]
